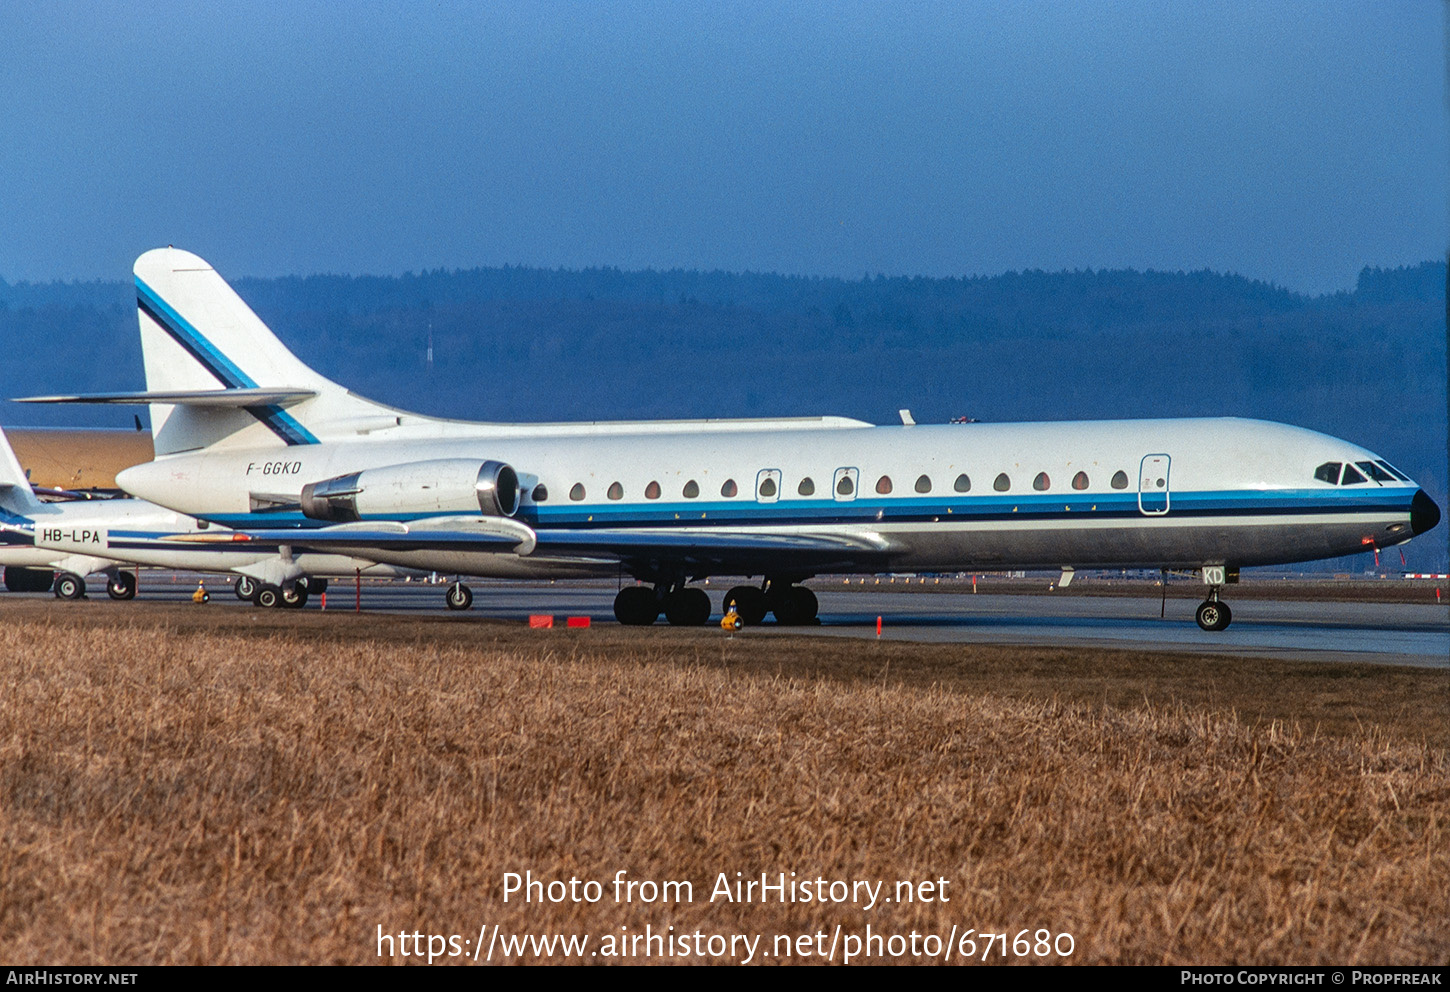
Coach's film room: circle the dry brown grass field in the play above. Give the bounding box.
[0,601,1445,965]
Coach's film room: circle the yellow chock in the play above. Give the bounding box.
[192,580,210,604]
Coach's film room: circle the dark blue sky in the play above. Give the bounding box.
[1,1,1443,293]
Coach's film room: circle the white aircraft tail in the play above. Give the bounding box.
[134,247,405,455]
[0,428,47,518]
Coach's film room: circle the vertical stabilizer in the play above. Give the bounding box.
[0,428,47,516]
[134,247,398,454]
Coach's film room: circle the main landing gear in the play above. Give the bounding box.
[613,584,710,626]
[1195,566,1235,632]
[248,577,316,609]
[614,578,820,627]
[53,571,86,600]
[106,571,137,601]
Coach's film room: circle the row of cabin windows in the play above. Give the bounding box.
[1313,460,1408,486]
[533,468,1135,503]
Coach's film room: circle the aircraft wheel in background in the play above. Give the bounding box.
[281,583,309,608]
[107,572,137,601]
[664,587,711,626]
[613,585,659,626]
[445,583,473,610]
[723,586,768,625]
[235,575,258,601]
[54,572,86,600]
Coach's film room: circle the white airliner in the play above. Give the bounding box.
[20,247,1441,630]
[0,428,415,604]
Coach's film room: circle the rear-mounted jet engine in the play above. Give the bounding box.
[299,459,520,522]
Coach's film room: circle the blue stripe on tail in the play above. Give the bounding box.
[135,277,318,446]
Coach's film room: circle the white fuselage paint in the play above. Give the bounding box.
[114,417,1425,580]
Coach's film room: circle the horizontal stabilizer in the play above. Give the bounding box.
[15,388,317,407]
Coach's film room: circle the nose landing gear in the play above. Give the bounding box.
[1195,565,1236,631]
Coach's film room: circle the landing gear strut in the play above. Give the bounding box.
[1196,566,1234,631]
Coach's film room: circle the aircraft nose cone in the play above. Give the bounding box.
[1410,489,1441,536]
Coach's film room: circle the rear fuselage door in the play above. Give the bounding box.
[1138,454,1171,515]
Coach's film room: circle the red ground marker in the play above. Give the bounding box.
[566,616,591,628]
[529,615,555,628]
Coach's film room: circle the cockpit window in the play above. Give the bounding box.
[1314,462,1342,485]
[1375,459,1410,482]
[1357,461,1395,483]
[1340,464,1368,485]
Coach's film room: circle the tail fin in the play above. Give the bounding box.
[0,428,47,518]
[134,247,402,454]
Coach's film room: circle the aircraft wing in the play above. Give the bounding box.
[163,516,537,554]
[161,518,893,574]
[530,528,893,573]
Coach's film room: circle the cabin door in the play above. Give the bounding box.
[1138,454,1171,515]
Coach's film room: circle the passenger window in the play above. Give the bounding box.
[798,477,815,496]
[953,474,971,493]
[1033,472,1050,491]
[607,482,624,500]
[1110,470,1129,490]
[759,476,777,497]
[993,473,1010,492]
[876,475,893,495]
[569,483,586,501]
[645,481,661,499]
[837,475,855,496]
[1071,471,1088,490]
[1314,462,1342,485]
[1340,464,1368,485]
[683,480,699,498]
[532,484,549,502]
[721,479,738,497]
[915,474,932,493]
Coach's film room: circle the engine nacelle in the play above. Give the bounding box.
[300,459,520,523]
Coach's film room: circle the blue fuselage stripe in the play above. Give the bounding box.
[194,487,1417,532]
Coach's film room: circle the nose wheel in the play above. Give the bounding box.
[445,582,473,610]
[1195,599,1232,631]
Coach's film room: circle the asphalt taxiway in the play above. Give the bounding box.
[42,576,1449,669]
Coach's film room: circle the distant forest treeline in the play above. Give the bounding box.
[2,260,1445,569]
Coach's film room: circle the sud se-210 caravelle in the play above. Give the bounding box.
[21,247,1441,631]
